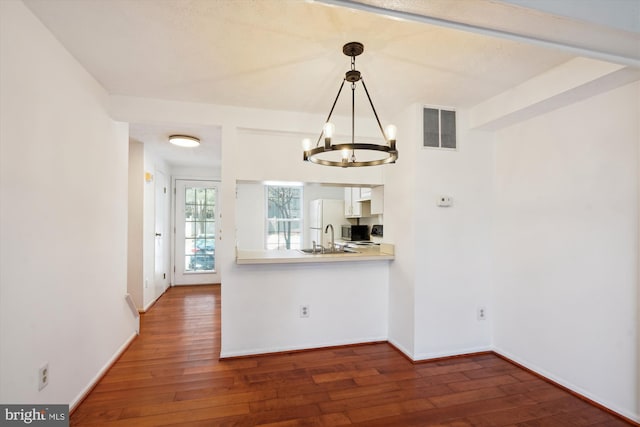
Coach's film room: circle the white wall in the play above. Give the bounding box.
[0,0,136,407]
[128,141,145,309]
[384,104,419,357]
[236,181,266,250]
[220,262,389,357]
[384,104,494,360]
[492,81,639,420]
[172,165,221,181]
[221,126,390,356]
[413,109,494,359]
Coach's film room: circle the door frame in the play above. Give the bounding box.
[154,170,171,293]
[171,177,222,285]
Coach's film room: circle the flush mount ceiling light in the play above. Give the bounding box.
[169,135,200,148]
[302,42,397,167]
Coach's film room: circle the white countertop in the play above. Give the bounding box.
[236,243,394,265]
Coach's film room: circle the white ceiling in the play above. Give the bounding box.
[23,0,639,168]
[129,123,222,170]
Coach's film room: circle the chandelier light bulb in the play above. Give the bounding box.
[342,149,349,160]
[323,122,335,139]
[302,138,312,151]
[386,124,397,140]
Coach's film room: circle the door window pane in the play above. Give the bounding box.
[184,186,216,271]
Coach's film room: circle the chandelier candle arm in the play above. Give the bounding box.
[302,41,398,168]
[316,80,347,149]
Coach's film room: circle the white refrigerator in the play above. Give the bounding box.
[309,199,344,248]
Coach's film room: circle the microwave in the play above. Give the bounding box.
[341,225,370,241]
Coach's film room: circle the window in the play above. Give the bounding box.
[265,185,303,250]
[184,186,216,272]
[423,107,456,149]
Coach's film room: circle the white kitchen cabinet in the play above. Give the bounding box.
[371,186,384,215]
[358,187,372,200]
[344,187,357,217]
[344,187,370,218]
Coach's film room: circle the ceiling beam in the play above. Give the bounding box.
[315,0,640,68]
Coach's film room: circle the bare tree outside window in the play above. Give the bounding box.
[266,185,302,250]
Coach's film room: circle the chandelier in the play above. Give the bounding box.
[302,42,398,167]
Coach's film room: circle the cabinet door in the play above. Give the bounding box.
[359,187,371,200]
[371,186,384,215]
[351,188,362,217]
[345,187,362,218]
[344,187,353,216]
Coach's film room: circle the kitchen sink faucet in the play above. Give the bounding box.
[325,224,335,253]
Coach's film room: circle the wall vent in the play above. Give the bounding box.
[423,107,456,150]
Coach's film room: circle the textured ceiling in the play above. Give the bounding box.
[23,0,579,112]
[22,0,637,167]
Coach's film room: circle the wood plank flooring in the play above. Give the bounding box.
[70,285,635,426]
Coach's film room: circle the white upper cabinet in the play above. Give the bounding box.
[358,187,372,201]
[371,186,384,215]
[344,187,370,218]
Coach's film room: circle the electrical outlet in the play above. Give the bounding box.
[38,363,49,391]
[299,305,310,318]
[477,307,487,321]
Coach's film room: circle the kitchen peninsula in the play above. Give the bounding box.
[236,243,394,264]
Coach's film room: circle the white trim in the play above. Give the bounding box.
[412,345,493,362]
[70,332,137,411]
[170,176,221,286]
[387,337,414,360]
[392,342,638,422]
[172,178,222,285]
[142,292,160,311]
[219,336,387,359]
[492,346,640,423]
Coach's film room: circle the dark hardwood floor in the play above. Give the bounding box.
[70,285,635,426]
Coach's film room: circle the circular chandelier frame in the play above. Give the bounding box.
[302,42,397,168]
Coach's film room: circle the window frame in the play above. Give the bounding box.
[264,184,304,250]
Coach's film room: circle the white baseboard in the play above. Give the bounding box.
[492,346,640,423]
[70,332,137,412]
[219,336,387,359]
[412,345,493,362]
[387,338,414,360]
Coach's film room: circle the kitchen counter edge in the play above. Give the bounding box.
[236,243,395,265]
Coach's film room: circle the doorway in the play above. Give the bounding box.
[174,179,221,285]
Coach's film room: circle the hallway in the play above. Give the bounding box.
[70,285,633,426]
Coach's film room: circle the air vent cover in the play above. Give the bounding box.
[423,107,456,149]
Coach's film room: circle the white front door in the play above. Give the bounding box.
[174,179,220,285]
